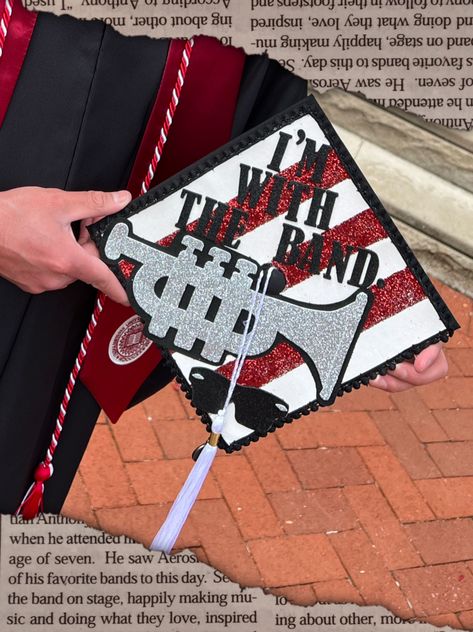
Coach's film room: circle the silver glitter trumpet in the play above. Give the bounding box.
[103,221,371,404]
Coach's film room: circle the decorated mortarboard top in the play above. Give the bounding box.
[90,94,458,551]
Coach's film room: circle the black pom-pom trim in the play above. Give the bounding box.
[89,94,459,454]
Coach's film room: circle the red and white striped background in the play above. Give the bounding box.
[127,114,445,445]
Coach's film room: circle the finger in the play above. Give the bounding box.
[77,220,90,246]
[69,246,129,305]
[61,190,131,222]
[388,351,448,386]
[414,342,443,373]
[79,236,100,258]
[77,220,103,248]
[371,374,415,392]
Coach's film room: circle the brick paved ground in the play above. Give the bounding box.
[63,280,473,629]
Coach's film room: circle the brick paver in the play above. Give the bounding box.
[110,405,163,462]
[405,519,473,565]
[64,280,473,627]
[329,528,413,619]
[370,410,441,479]
[272,584,317,606]
[313,578,363,605]
[415,478,473,519]
[344,484,422,570]
[245,433,300,494]
[269,488,357,535]
[394,564,473,616]
[427,442,473,477]
[248,534,346,586]
[358,446,434,522]
[288,447,373,489]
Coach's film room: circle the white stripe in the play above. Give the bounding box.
[234,180,364,265]
[172,353,223,383]
[173,300,444,423]
[220,403,254,445]
[250,299,445,414]
[342,299,445,382]
[131,114,329,242]
[281,238,408,305]
[263,363,318,411]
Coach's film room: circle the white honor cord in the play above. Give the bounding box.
[216,267,273,431]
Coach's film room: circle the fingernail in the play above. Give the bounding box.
[113,190,131,205]
[372,376,387,389]
[420,355,435,371]
[394,366,407,380]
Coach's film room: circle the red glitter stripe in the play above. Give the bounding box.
[219,267,425,387]
[218,208,386,382]
[120,148,349,280]
[363,267,425,330]
[158,148,348,248]
[276,208,387,288]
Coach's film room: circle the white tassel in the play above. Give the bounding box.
[150,438,218,553]
[150,269,273,553]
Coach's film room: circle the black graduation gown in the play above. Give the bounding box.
[0,11,307,514]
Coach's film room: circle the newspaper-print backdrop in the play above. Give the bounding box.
[91,95,458,452]
[33,0,473,131]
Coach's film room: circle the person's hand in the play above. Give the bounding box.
[370,342,448,392]
[0,187,131,304]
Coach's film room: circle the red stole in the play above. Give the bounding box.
[0,0,37,128]
[80,36,245,421]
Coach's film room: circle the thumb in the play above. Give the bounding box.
[62,190,132,222]
[70,244,129,305]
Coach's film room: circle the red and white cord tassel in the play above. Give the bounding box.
[16,297,104,520]
[140,37,194,195]
[0,0,13,58]
[16,38,195,520]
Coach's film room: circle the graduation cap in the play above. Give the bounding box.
[90,95,458,552]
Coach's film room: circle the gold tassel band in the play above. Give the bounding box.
[208,432,220,447]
